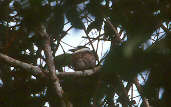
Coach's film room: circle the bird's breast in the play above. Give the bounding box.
[71,51,96,71]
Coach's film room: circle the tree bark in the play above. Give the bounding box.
[38,25,70,107]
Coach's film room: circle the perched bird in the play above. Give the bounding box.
[69,46,97,71]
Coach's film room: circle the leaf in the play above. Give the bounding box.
[46,6,64,37]
[65,6,84,29]
[86,0,104,17]
[102,45,146,81]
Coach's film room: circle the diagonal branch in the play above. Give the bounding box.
[134,78,150,107]
[83,25,100,62]
[38,25,70,107]
[160,23,170,34]
[105,18,150,107]
[0,52,45,79]
[105,18,122,42]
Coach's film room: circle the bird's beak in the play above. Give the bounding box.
[69,49,76,52]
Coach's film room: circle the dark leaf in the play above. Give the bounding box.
[65,6,84,29]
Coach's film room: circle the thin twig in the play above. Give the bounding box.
[83,26,96,52]
[95,31,101,56]
[131,84,134,100]
[83,25,100,63]
[161,23,170,34]
[83,33,105,46]
[59,42,66,54]
[55,26,73,55]
[60,40,75,48]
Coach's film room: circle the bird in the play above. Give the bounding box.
[69,46,97,71]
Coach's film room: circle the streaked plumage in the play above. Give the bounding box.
[70,46,97,71]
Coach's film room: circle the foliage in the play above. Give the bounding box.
[0,0,171,107]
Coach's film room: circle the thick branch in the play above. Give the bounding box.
[0,52,45,78]
[105,18,122,42]
[38,25,57,79]
[134,78,150,107]
[38,25,68,107]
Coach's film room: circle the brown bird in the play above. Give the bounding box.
[69,46,97,71]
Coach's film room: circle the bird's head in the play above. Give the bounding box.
[69,46,90,53]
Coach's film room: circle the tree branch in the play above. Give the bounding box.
[105,18,122,42]
[134,78,150,107]
[83,25,100,63]
[160,23,170,34]
[0,48,100,107]
[0,52,101,78]
[105,18,151,107]
[0,52,45,79]
[56,66,101,77]
[38,25,70,107]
